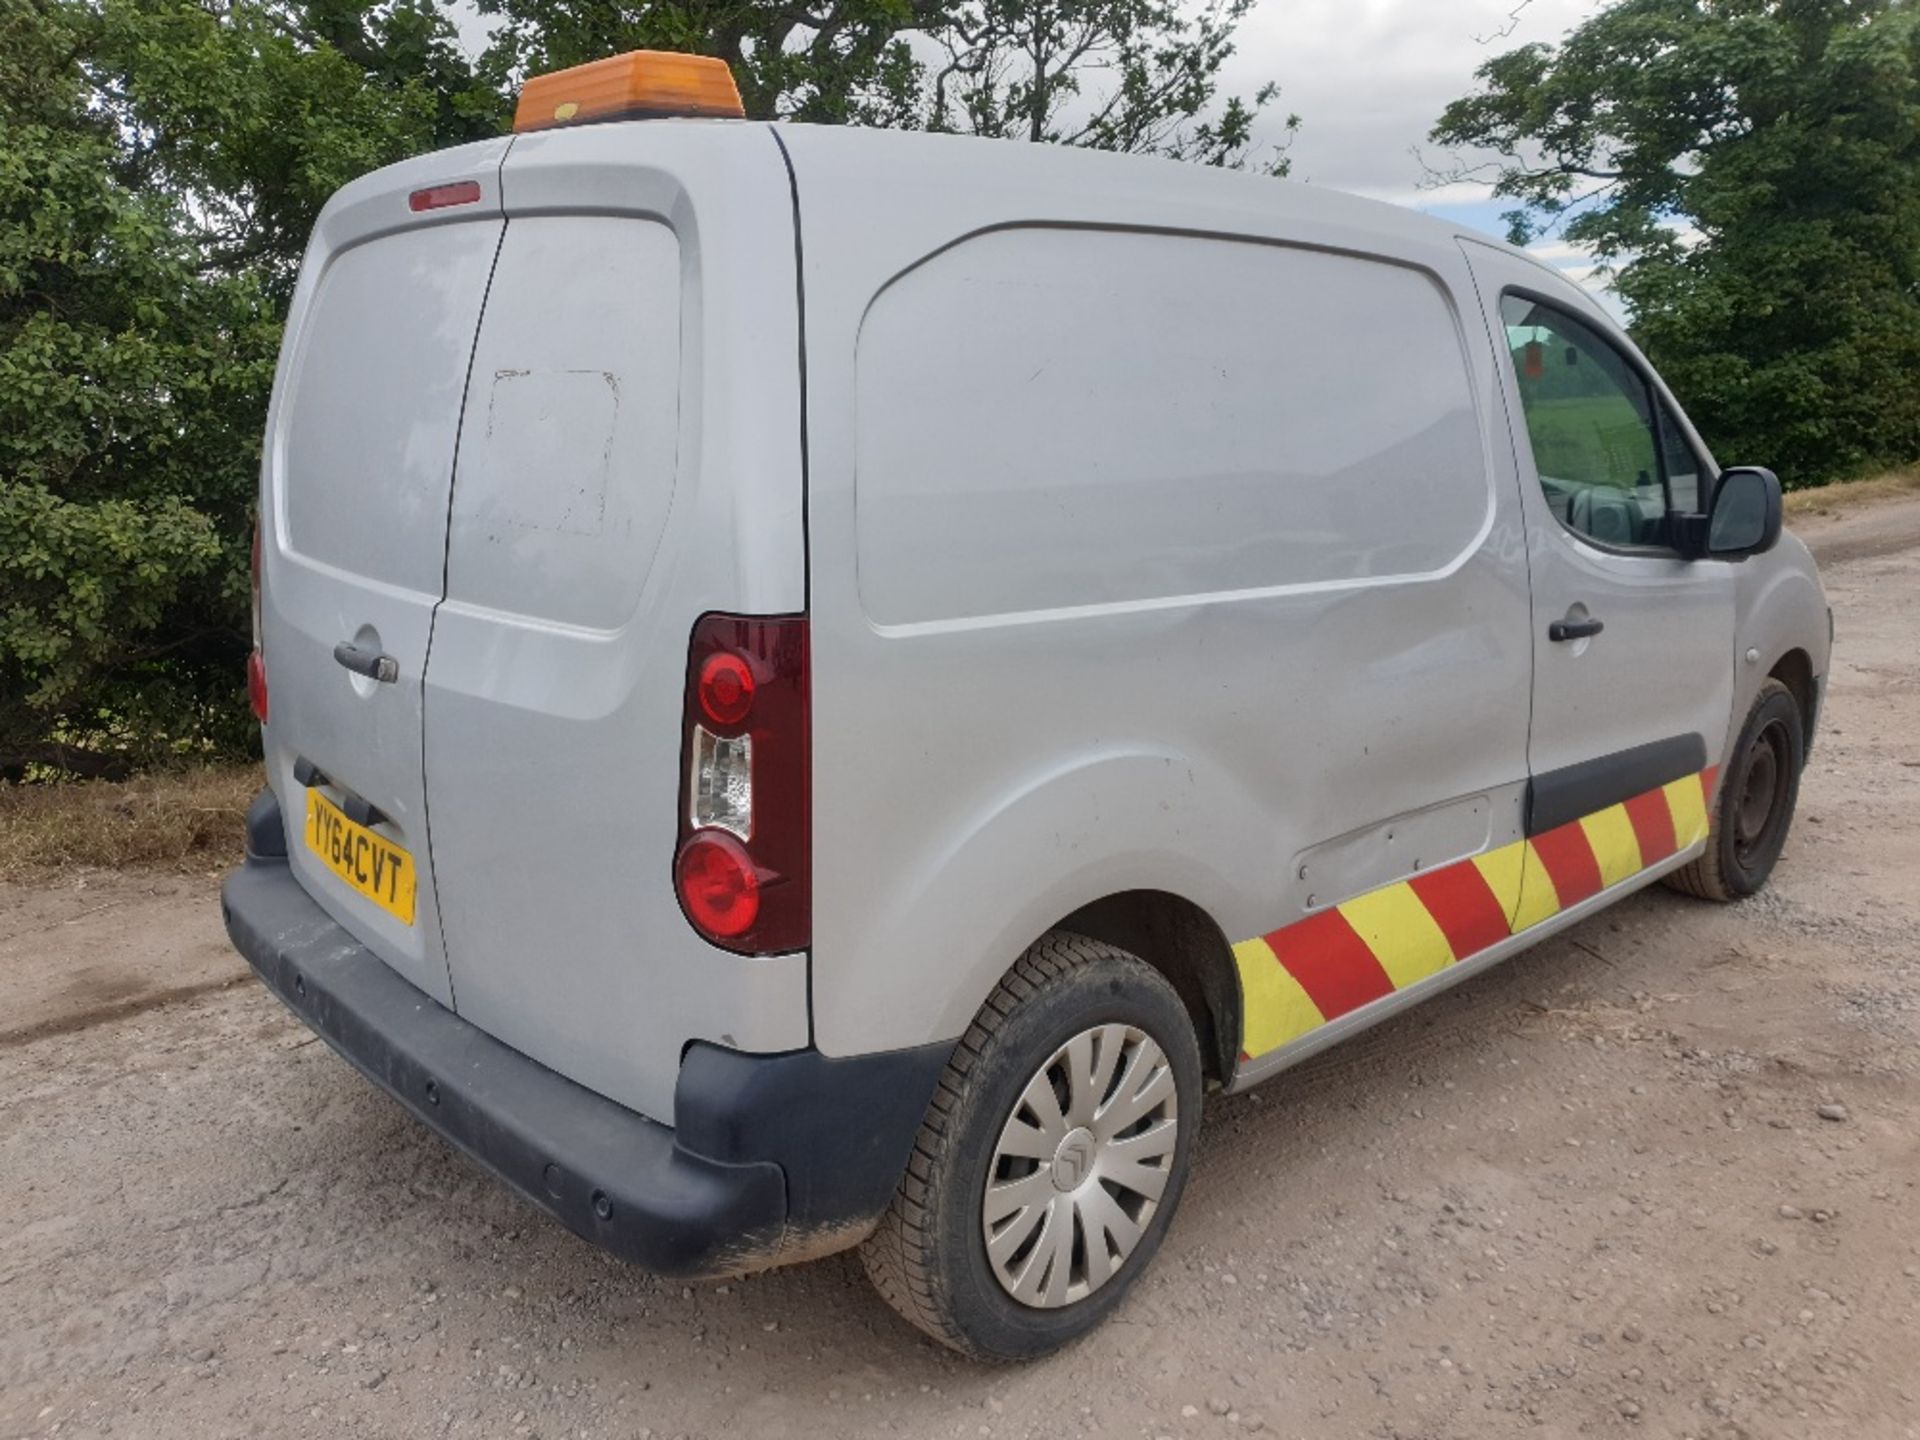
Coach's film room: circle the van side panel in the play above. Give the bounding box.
[421,124,809,1122]
[1729,532,1829,758]
[786,129,1535,1062]
[856,228,1487,626]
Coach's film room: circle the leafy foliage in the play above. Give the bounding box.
[95,0,506,293]
[478,0,1292,166]
[0,0,496,774]
[476,0,939,124]
[906,0,1296,168]
[3,0,1286,775]
[1432,0,1920,485]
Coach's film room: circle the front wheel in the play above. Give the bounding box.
[1666,677,1805,902]
[860,932,1202,1360]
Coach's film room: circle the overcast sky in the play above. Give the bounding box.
[464,0,1619,301]
[1217,0,1613,297]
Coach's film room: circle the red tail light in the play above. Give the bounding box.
[248,520,268,724]
[247,651,269,724]
[675,831,761,938]
[697,650,755,726]
[674,614,809,954]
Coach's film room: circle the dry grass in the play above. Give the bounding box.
[0,763,261,880]
[1783,463,1920,517]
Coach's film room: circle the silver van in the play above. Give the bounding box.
[222,50,1832,1360]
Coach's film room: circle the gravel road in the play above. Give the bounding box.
[4,501,1919,1440]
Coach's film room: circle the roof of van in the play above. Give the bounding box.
[769,120,1517,258]
[472,117,1583,314]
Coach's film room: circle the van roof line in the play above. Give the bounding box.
[764,120,1511,254]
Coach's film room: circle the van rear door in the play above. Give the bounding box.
[421,124,812,1123]
[259,139,509,1006]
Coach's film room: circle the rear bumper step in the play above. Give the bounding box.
[222,791,950,1278]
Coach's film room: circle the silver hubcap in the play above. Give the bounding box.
[982,1024,1179,1309]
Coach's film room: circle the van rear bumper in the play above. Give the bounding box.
[222,793,951,1278]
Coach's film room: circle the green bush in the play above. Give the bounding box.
[0,0,500,777]
[1434,0,1920,487]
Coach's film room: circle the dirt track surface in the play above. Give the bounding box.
[5,502,1919,1440]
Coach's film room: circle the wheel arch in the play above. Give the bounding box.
[1767,647,1817,746]
[1050,890,1241,1087]
[1728,534,1829,762]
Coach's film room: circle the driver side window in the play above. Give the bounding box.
[1657,401,1705,516]
[1500,295,1670,550]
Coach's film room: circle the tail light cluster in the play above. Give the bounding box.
[674,613,809,954]
[247,520,269,724]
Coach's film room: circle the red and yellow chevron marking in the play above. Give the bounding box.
[1234,768,1717,1062]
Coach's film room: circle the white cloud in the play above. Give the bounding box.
[1345,179,1493,209]
[1524,241,1584,263]
[1222,0,1607,196]
[459,0,1601,214]
[1212,1,1633,323]
[459,0,1631,311]
[1222,0,1631,314]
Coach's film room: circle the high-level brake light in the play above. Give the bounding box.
[409,181,482,212]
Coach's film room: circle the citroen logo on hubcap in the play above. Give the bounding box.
[1051,1126,1097,1192]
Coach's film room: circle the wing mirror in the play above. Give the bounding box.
[1675,466,1783,560]
[1707,466,1783,558]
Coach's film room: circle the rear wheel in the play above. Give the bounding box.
[860,932,1202,1360]
[1666,677,1804,902]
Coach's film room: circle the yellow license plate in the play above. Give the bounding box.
[305,788,417,925]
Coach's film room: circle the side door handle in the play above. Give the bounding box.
[1548,616,1605,643]
[333,640,399,683]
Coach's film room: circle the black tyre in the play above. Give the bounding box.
[1666,677,1804,902]
[860,932,1203,1360]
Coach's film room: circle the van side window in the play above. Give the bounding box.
[1499,295,1669,550]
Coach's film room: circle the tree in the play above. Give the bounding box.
[475,0,939,123]
[3,0,1290,776]
[1430,0,1920,486]
[0,0,499,775]
[916,0,1296,170]
[478,0,1293,169]
[97,0,507,291]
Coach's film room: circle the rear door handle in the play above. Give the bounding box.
[333,641,399,683]
[1548,616,1605,643]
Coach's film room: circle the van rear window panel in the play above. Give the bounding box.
[443,215,683,632]
[280,219,506,596]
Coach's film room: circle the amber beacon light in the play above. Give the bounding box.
[513,51,745,132]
